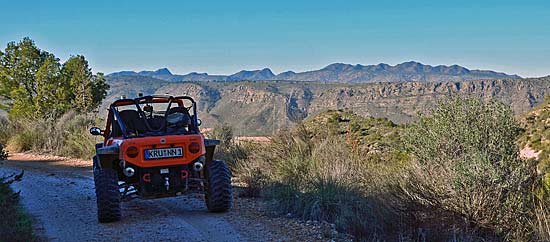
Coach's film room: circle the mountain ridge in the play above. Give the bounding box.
[107,61,522,83]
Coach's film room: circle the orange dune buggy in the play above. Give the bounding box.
[89,94,231,223]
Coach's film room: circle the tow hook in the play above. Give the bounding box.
[164,177,170,191]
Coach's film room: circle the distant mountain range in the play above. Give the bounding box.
[107,61,521,83]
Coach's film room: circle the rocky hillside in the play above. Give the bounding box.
[108,61,520,83]
[302,110,402,153]
[519,96,550,172]
[104,76,549,136]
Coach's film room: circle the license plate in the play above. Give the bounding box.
[144,147,183,160]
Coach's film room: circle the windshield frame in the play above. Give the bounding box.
[108,95,199,138]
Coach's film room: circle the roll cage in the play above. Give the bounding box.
[104,95,200,139]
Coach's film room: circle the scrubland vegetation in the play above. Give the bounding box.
[519,97,550,241]
[217,97,550,241]
[0,38,108,241]
[0,38,107,158]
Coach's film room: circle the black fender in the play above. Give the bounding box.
[204,139,220,165]
[94,143,120,170]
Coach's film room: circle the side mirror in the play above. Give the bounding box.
[89,127,102,136]
[196,119,202,126]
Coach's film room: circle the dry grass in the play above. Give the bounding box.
[534,198,550,241]
[4,112,101,159]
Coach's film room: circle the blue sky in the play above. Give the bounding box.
[1,0,549,77]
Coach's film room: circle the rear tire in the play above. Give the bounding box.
[94,168,121,223]
[205,160,232,212]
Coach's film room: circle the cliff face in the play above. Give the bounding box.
[105,77,549,136]
[303,79,548,124]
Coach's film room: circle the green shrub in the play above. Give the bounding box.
[402,97,538,240]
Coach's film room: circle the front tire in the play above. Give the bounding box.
[94,168,121,223]
[205,160,232,212]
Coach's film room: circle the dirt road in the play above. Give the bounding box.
[1,153,303,242]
